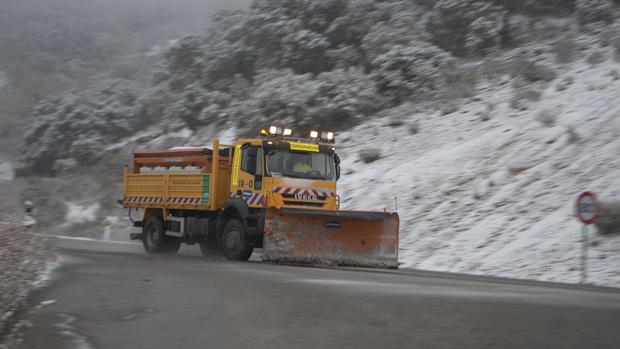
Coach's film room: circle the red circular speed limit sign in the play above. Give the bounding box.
[575,192,601,225]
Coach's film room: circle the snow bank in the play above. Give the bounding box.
[337,56,620,287]
[0,161,14,181]
[63,203,100,226]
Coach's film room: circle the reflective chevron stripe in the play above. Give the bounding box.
[167,197,201,204]
[248,192,266,205]
[272,187,336,197]
[228,191,266,206]
[123,197,203,204]
[124,197,165,204]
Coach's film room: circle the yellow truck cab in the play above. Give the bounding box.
[123,127,399,268]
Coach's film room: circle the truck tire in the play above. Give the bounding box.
[221,219,253,261]
[143,217,181,254]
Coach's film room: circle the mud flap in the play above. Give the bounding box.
[262,207,399,269]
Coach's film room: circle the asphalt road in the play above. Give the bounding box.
[18,237,620,349]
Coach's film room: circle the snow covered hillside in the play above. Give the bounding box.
[338,54,620,287]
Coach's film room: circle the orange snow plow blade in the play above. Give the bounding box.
[262,207,399,269]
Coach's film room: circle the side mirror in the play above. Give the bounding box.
[334,154,341,181]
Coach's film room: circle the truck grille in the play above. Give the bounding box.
[282,201,324,207]
[281,194,327,200]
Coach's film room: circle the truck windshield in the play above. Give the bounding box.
[265,149,336,180]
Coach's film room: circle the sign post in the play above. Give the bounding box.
[574,192,602,285]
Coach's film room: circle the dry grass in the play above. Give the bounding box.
[0,214,54,345]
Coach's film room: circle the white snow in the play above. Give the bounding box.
[0,161,14,181]
[102,216,119,241]
[33,258,62,289]
[337,53,620,287]
[0,70,7,88]
[63,203,100,226]
[146,39,179,57]
[57,313,95,349]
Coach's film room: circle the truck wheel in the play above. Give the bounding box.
[221,219,253,261]
[143,217,181,254]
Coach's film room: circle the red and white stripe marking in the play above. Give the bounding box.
[167,197,201,204]
[124,197,202,204]
[247,192,266,206]
[229,192,266,206]
[125,197,164,204]
[272,187,336,197]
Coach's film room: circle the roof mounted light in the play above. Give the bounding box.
[283,128,292,136]
[309,130,319,138]
[269,125,283,135]
[320,131,335,142]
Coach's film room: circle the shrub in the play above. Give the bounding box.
[479,109,491,122]
[575,0,616,24]
[440,62,479,100]
[556,76,575,91]
[510,86,541,110]
[516,60,557,82]
[386,117,405,127]
[359,148,381,163]
[552,37,581,63]
[371,43,453,103]
[595,201,620,234]
[567,126,580,143]
[426,0,507,56]
[586,51,607,65]
[464,15,506,55]
[408,121,420,134]
[537,109,557,127]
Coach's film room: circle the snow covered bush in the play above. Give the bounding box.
[464,14,506,55]
[408,121,420,134]
[359,148,381,163]
[536,109,557,127]
[595,201,620,234]
[516,60,557,82]
[427,0,507,56]
[240,68,386,129]
[575,0,616,24]
[372,43,453,102]
[552,37,581,63]
[18,80,148,175]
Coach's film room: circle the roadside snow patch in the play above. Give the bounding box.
[33,257,62,289]
[0,162,14,181]
[63,203,99,226]
[102,216,120,241]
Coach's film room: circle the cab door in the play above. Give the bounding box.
[231,144,265,207]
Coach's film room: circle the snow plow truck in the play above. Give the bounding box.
[122,127,399,269]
